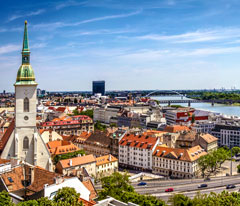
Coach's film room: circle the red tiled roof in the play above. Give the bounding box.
[47,140,80,155]
[0,120,14,152]
[58,154,96,169]
[82,179,98,201]
[153,145,207,162]
[119,133,158,150]
[96,154,118,166]
[164,125,190,133]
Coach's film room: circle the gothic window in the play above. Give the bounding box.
[23,136,29,149]
[24,97,29,112]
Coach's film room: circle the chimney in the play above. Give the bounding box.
[109,154,111,161]
[69,159,72,166]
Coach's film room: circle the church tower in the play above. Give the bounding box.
[1,21,52,171]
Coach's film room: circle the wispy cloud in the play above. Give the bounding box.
[8,9,45,22]
[136,27,240,43]
[0,44,21,55]
[68,28,136,37]
[32,10,141,30]
[56,0,87,10]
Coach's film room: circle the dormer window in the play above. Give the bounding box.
[24,97,29,112]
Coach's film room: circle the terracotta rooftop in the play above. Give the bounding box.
[96,154,118,166]
[164,125,190,133]
[0,164,60,195]
[119,133,158,150]
[47,140,80,155]
[0,119,14,152]
[200,133,218,144]
[58,154,96,169]
[153,145,207,162]
[82,179,98,201]
[85,131,111,147]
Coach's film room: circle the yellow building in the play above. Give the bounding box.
[96,154,118,178]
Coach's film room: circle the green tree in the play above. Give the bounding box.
[99,172,165,206]
[17,200,39,206]
[0,190,14,206]
[168,194,192,206]
[191,114,195,124]
[232,147,240,156]
[94,121,106,131]
[53,187,83,206]
[37,197,55,206]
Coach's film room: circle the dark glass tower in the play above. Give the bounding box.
[92,81,105,95]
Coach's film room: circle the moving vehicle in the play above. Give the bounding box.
[226,184,236,189]
[165,188,174,192]
[198,184,208,188]
[137,182,147,186]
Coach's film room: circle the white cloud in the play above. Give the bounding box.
[136,28,240,43]
[0,44,21,55]
[32,10,141,30]
[8,9,45,22]
[56,0,87,10]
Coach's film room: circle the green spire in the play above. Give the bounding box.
[15,21,37,86]
[22,20,30,53]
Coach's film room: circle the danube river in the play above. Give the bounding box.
[152,96,240,117]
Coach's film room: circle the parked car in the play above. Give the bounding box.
[226,184,236,189]
[165,188,174,192]
[137,182,147,186]
[198,184,208,188]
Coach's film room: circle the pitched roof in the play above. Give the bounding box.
[47,140,80,155]
[200,133,218,144]
[85,131,111,147]
[27,166,59,192]
[58,154,96,169]
[0,119,14,152]
[82,179,98,201]
[96,154,118,166]
[0,164,60,194]
[119,133,158,150]
[153,145,207,162]
[164,125,190,133]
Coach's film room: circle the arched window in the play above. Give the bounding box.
[23,136,29,149]
[24,97,29,112]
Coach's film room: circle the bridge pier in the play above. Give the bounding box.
[188,100,191,107]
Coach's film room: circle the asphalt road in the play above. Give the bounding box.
[134,176,240,202]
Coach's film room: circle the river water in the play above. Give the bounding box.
[152,96,240,117]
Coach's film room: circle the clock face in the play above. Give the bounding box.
[23,56,28,62]
[24,116,29,121]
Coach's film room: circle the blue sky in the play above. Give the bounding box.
[1,0,240,91]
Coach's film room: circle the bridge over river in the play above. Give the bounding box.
[157,99,239,107]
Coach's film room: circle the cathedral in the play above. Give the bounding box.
[1,21,52,171]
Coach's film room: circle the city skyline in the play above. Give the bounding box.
[1,0,240,91]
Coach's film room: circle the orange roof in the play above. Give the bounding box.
[200,133,218,144]
[47,140,80,155]
[1,165,59,194]
[58,154,96,169]
[119,133,158,150]
[82,179,98,201]
[164,125,190,133]
[79,198,95,206]
[96,154,118,166]
[153,145,207,162]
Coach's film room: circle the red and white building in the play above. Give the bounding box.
[119,133,159,171]
[165,108,209,125]
[40,115,94,136]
